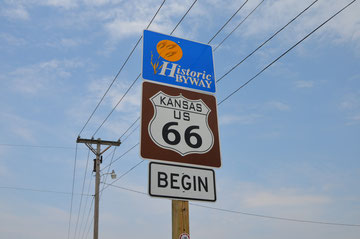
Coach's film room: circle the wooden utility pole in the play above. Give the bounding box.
[172,200,189,239]
[76,137,121,239]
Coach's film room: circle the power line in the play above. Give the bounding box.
[121,124,140,143]
[100,146,118,194]
[102,142,140,172]
[75,2,167,235]
[170,0,198,35]
[92,0,332,197]
[0,143,77,150]
[92,0,198,137]
[78,171,94,239]
[216,0,318,83]
[84,216,94,239]
[67,143,79,239]
[117,0,253,142]
[73,149,91,239]
[102,183,147,195]
[119,116,140,140]
[105,184,360,227]
[92,74,141,137]
[78,0,358,233]
[190,203,360,227]
[101,159,144,193]
[95,116,139,177]
[213,0,265,51]
[81,157,143,238]
[218,0,357,105]
[78,0,167,137]
[93,0,252,178]
[208,0,249,44]
[80,197,94,239]
[0,186,91,196]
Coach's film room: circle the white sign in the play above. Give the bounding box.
[148,91,214,156]
[149,162,216,202]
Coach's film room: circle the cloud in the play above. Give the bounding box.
[1,4,29,20]
[105,19,149,39]
[350,114,360,121]
[340,92,360,110]
[243,191,331,208]
[12,127,35,142]
[265,101,291,111]
[87,77,141,113]
[0,33,26,46]
[346,114,360,125]
[220,114,263,125]
[59,38,86,47]
[0,200,69,239]
[220,100,290,125]
[103,0,193,41]
[216,179,333,213]
[32,0,78,9]
[236,0,360,52]
[5,59,85,95]
[339,91,360,125]
[0,112,39,142]
[294,80,314,88]
[74,76,141,136]
[0,151,10,177]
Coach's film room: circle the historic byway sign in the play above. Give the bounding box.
[142,30,216,93]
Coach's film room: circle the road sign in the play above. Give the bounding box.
[149,162,216,202]
[142,30,216,93]
[141,81,221,168]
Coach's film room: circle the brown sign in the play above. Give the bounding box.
[141,81,221,168]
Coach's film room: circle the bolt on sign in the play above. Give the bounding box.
[142,30,216,93]
[140,81,221,168]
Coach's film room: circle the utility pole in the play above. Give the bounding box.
[76,137,121,239]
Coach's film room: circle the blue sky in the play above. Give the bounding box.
[0,0,359,238]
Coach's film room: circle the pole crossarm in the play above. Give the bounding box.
[77,137,121,147]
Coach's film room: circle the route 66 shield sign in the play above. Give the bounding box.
[141,81,221,168]
[148,91,214,156]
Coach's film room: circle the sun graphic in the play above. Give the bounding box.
[156,40,183,62]
[151,40,183,74]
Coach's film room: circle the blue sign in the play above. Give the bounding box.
[142,30,216,93]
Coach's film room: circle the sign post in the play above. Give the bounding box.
[172,200,189,239]
[141,30,220,239]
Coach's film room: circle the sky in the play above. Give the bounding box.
[0,0,360,238]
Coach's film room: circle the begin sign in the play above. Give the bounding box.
[149,162,216,202]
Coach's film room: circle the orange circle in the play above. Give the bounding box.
[156,40,183,62]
